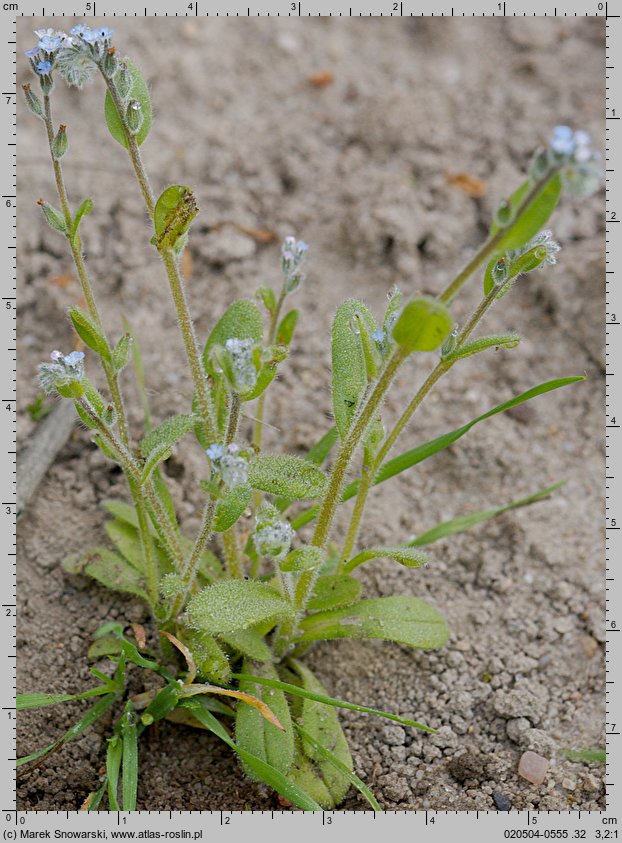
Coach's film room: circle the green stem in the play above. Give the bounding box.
[340,461,373,562]
[338,287,500,569]
[311,348,407,554]
[102,74,218,444]
[42,96,159,599]
[253,290,285,452]
[222,391,243,577]
[78,398,184,573]
[170,495,218,619]
[437,171,558,305]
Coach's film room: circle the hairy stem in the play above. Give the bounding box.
[337,286,500,568]
[42,96,160,598]
[437,171,558,305]
[170,495,217,619]
[102,74,217,444]
[311,348,407,554]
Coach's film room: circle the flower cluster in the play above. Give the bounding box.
[25,24,115,89]
[220,337,259,393]
[508,229,561,270]
[38,349,85,393]
[252,503,293,561]
[528,125,601,199]
[206,443,250,488]
[281,236,309,294]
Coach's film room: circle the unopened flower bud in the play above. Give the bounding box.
[51,124,68,160]
[22,83,43,120]
[491,257,509,287]
[125,98,143,135]
[37,198,67,234]
[493,199,513,228]
[253,503,293,561]
[116,62,132,102]
[102,46,117,78]
[528,147,551,181]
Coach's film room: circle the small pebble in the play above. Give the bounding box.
[518,750,549,785]
[493,791,512,811]
[562,777,577,792]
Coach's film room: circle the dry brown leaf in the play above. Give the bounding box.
[308,70,335,88]
[445,172,487,198]
[180,683,285,730]
[131,623,147,651]
[233,223,278,243]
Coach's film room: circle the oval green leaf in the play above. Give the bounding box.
[248,454,328,499]
[186,580,294,635]
[392,297,452,353]
[332,299,376,439]
[104,59,152,148]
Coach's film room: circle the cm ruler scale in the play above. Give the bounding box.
[1,0,617,834]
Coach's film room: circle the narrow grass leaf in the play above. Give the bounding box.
[410,481,564,546]
[121,710,138,811]
[178,700,321,811]
[294,723,381,811]
[232,670,435,733]
[106,736,122,812]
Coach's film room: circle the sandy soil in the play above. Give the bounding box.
[16,16,605,811]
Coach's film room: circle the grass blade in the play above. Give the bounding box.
[409,481,565,546]
[17,693,117,768]
[178,700,321,811]
[561,748,606,764]
[294,723,381,811]
[232,671,435,733]
[121,708,138,811]
[291,377,584,530]
[106,736,122,811]
[16,686,114,710]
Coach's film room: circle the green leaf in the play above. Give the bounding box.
[276,309,299,346]
[139,683,180,728]
[392,297,452,353]
[281,546,325,573]
[331,299,376,439]
[442,333,521,364]
[69,307,110,361]
[112,334,133,372]
[186,580,294,635]
[343,546,430,574]
[491,173,562,253]
[139,445,172,486]
[373,377,584,490]
[219,629,272,662]
[16,685,115,710]
[561,748,606,764]
[104,59,152,148]
[71,198,93,240]
[298,595,449,650]
[257,285,276,314]
[249,454,328,499]
[152,185,198,252]
[213,484,251,532]
[238,362,278,402]
[104,519,145,571]
[121,707,138,811]
[236,661,295,779]
[410,481,565,547]
[307,574,361,611]
[88,636,122,660]
[232,667,435,732]
[106,736,122,812]
[275,427,338,512]
[102,500,156,535]
[17,693,117,768]
[203,299,264,375]
[294,723,381,811]
[285,662,353,809]
[140,413,196,460]
[178,699,321,811]
[63,547,149,602]
[178,630,231,684]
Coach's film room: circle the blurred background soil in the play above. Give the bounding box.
[16,16,605,810]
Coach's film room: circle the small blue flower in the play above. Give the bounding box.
[24,47,40,59]
[206,444,224,463]
[69,24,89,36]
[371,329,386,343]
[38,34,63,53]
[82,26,113,44]
[35,60,53,76]
[64,351,85,367]
[33,27,58,39]
[550,125,575,156]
